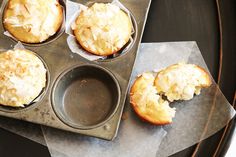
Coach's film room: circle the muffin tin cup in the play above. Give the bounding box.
[65,0,137,61]
[52,64,121,130]
[0,49,50,113]
[1,0,66,47]
[0,0,152,140]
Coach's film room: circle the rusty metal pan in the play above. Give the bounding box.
[0,0,152,140]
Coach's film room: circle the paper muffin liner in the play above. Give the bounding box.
[65,0,135,61]
[3,31,18,41]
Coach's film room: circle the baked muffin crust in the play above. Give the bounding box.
[154,63,212,102]
[73,3,132,56]
[0,49,47,107]
[130,73,176,125]
[3,0,63,43]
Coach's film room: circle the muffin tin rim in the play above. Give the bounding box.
[51,63,121,130]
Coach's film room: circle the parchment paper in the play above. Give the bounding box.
[0,42,235,157]
[66,0,134,61]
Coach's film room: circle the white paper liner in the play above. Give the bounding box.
[65,0,135,61]
[66,35,104,61]
[3,31,18,41]
[13,41,25,49]
[0,42,235,157]
[65,0,86,35]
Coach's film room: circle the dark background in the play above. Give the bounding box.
[0,0,235,157]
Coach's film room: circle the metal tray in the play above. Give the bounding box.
[0,0,151,140]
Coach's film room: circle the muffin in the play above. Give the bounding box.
[73,3,132,56]
[130,73,176,125]
[154,63,212,102]
[3,0,63,43]
[0,49,47,107]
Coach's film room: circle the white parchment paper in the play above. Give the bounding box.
[0,42,235,157]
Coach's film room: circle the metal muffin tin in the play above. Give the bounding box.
[0,0,151,140]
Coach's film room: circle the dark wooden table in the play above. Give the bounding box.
[0,0,235,156]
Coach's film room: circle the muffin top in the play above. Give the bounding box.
[154,63,212,102]
[73,3,132,56]
[0,49,47,107]
[3,0,63,43]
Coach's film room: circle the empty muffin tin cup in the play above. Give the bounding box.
[52,64,121,129]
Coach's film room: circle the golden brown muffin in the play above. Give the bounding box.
[3,0,63,43]
[0,49,47,107]
[73,3,132,56]
[130,73,176,125]
[154,63,212,102]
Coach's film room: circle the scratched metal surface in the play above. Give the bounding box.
[0,0,151,140]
